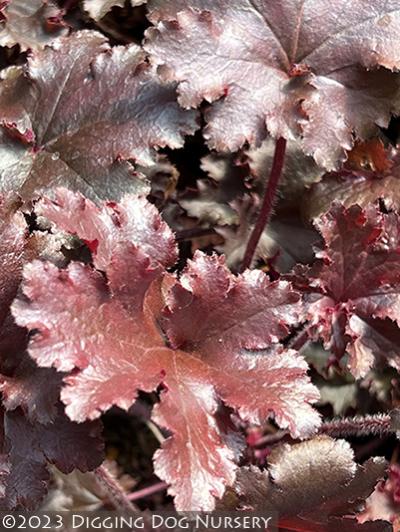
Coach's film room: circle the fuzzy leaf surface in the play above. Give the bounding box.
[226,436,389,531]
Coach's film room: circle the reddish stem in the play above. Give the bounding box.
[320,413,392,439]
[127,481,168,502]
[254,430,289,448]
[240,137,287,272]
[253,412,395,449]
[94,465,137,512]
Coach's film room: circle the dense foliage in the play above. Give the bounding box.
[0,1,399,530]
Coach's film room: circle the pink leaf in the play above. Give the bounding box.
[289,203,400,377]
[13,189,320,511]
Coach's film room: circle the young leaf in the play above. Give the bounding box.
[41,467,107,512]
[179,152,247,227]
[179,139,323,228]
[215,199,319,273]
[13,189,320,511]
[225,436,389,531]
[0,30,198,202]
[145,1,400,168]
[84,0,147,20]
[0,0,67,52]
[305,144,400,219]
[288,203,400,377]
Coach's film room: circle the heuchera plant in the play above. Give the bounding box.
[0,0,399,529]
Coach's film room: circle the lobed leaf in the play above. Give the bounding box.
[0,197,66,424]
[145,0,400,169]
[359,464,400,526]
[288,203,400,377]
[0,407,104,510]
[0,0,67,52]
[226,436,389,531]
[0,349,63,425]
[0,193,105,510]
[0,31,198,202]
[13,189,320,511]
[305,145,400,219]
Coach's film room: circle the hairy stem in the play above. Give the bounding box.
[94,465,138,512]
[127,482,168,502]
[254,412,396,449]
[320,413,393,438]
[240,137,287,272]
